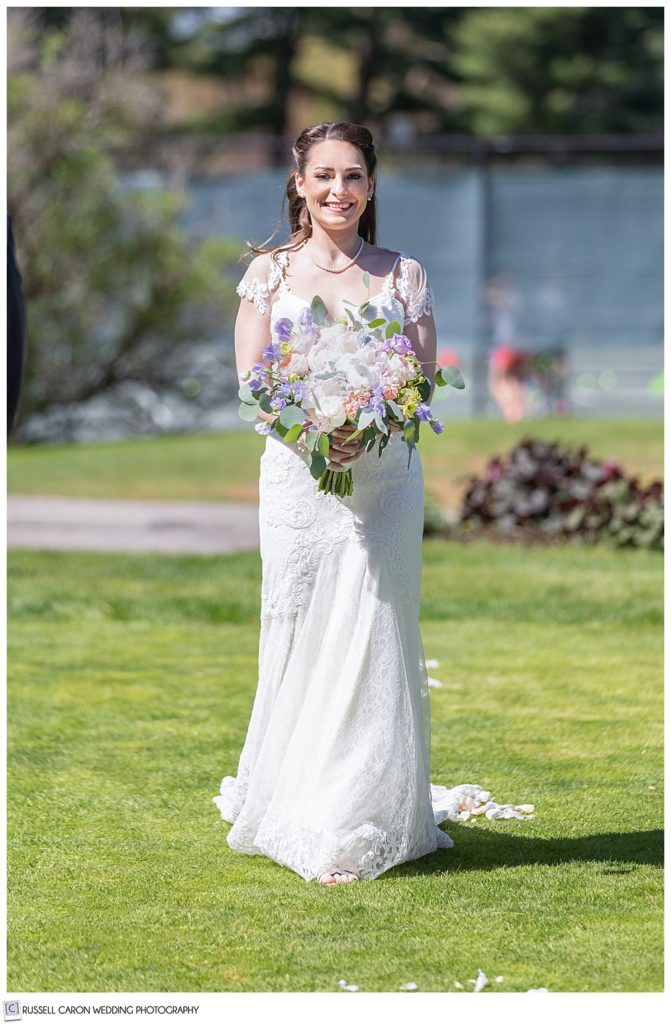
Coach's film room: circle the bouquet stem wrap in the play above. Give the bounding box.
[318,466,354,497]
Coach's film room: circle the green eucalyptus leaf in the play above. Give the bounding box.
[279,404,306,428]
[385,320,402,338]
[437,364,466,389]
[361,304,381,323]
[368,317,386,328]
[258,392,273,413]
[317,432,331,457]
[305,430,319,452]
[309,453,327,479]
[310,295,329,324]
[238,383,255,404]
[238,401,259,422]
[362,271,370,289]
[283,422,304,444]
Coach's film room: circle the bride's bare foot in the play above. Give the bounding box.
[319,870,359,885]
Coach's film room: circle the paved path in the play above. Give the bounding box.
[7,495,260,555]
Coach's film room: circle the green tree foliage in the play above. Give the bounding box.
[31,9,661,143]
[451,6,663,134]
[76,7,663,138]
[8,9,240,425]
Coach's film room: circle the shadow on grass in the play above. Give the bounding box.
[385,826,663,879]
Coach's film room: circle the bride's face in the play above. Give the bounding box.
[295,139,374,233]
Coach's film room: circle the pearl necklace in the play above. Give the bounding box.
[305,237,364,274]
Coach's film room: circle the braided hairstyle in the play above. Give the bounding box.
[245,121,378,263]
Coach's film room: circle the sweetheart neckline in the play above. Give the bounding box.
[271,281,403,322]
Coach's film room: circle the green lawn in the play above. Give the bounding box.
[7,417,663,507]
[7,539,663,992]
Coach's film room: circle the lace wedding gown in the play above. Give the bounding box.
[213,250,533,882]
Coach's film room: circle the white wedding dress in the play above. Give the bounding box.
[213,249,533,882]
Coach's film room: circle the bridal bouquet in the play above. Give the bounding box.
[238,273,465,497]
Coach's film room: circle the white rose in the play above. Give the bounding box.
[307,341,339,374]
[293,327,318,354]
[318,322,355,350]
[360,344,389,371]
[316,394,348,432]
[388,352,412,384]
[284,352,309,376]
[303,377,348,432]
[335,353,373,388]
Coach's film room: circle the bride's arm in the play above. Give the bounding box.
[234,254,277,424]
[404,311,438,406]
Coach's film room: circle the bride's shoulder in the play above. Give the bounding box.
[236,248,290,313]
[365,244,425,272]
[365,244,402,264]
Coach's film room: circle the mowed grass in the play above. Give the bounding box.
[7,416,663,507]
[6,539,662,992]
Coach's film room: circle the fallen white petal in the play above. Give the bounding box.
[338,979,359,992]
[473,969,488,992]
[495,976,504,983]
[454,981,463,989]
[426,658,439,668]
[401,982,418,991]
[427,676,443,688]
[527,987,549,992]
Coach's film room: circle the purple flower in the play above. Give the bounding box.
[429,418,445,435]
[416,403,432,421]
[298,307,314,326]
[248,376,266,390]
[391,333,413,354]
[274,318,294,342]
[262,341,282,362]
[251,361,267,374]
[255,421,273,435]
[270,396,288,411]
[383,333,413,354]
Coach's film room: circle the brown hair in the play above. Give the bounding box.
[243,121,378,265]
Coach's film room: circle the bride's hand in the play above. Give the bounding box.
[328,425,365,468]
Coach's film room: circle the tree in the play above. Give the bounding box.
[451,6,663,134]
[7,9,241,430]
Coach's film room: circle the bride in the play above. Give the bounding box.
[213,121,532,885]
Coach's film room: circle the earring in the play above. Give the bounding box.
[368,195,373,202]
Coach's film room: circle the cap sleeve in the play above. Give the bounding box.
[236,250,287,315]
[397,255,433,325]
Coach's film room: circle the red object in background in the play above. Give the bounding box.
[437,347,460,368]
[489,345,530,374]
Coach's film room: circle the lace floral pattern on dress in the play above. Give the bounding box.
[236,248,432,326]
[235,250,289,315]
[396,255,434,324]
